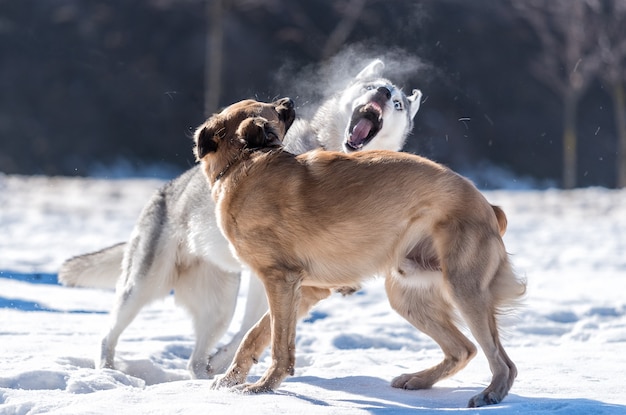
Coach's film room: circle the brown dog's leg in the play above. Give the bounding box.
[443,243,518,407]
[220,269,300,394]
[453,299,516,407]
[212,279,331,391]
[385,273,477,390]
[449,269,518,406]
[241,282,333,393]
[463,313,516,407]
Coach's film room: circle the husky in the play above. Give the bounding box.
[59,59,422,379]
[195,98,525,407]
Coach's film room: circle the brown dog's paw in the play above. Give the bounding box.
[238,382,276,394]
[390,372,434,390]
[467,391,502,407]
[210,372,244,390]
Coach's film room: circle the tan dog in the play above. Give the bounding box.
[194,99,526,408]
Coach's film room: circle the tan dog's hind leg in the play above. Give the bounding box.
[461,310,516,408]
[440,236,521,407]
[449,259,520,407]
[385,273,477,390]
[212,283,331,391]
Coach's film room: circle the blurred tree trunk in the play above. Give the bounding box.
[205,0,224,117]
[596,0,626,188]
[562,94,578,190]
[610,81,626,187]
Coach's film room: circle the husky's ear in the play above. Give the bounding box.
[407,89,422,119]
[194,124,219,160]
[355,59,384,80]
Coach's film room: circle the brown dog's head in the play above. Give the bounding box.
[194,97,295,183]
[194,98,295,159]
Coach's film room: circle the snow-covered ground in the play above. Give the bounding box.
[1,173,625,414]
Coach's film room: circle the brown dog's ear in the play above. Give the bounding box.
[240,118,270,149]
[194,125,219,160]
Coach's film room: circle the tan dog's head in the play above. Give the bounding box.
[194,98,295,183]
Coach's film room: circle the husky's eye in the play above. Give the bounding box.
[364,85,375,91]
[393,100,403,111]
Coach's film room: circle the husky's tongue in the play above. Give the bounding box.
[346,100,384,151]
[349,118,374,148]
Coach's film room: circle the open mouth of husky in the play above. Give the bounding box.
[346,101,383,151]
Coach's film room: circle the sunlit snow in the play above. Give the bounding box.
[1,174,625,414]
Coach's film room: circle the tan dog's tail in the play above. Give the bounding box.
[492,205,507,236]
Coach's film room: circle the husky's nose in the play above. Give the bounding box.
[377,86,391,100]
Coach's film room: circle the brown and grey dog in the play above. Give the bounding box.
[194,99,526,407]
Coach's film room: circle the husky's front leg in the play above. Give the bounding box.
[241,273,302,393]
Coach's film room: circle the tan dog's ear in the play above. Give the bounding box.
[239,117,280,149]
[194,124,220,160]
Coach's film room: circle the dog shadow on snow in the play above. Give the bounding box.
[281,375,626,414]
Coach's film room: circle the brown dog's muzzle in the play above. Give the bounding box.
[274,97,295,132]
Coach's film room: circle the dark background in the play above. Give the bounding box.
[0,0,622,188]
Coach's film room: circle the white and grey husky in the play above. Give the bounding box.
[59,59,422,379]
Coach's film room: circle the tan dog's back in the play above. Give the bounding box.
[220,148,501,289]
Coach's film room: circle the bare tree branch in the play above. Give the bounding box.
[513,0,602,100]
[205,0,225,117]
[512,0,605,188]
[322,0,367,60]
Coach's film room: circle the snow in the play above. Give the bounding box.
[1,173,625,414]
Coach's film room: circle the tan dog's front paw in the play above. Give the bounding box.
[234,367,286,394]
[210,370,246,390]
[236,381,275,394]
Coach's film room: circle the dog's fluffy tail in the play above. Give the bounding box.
[58,242,125,289]
[492,255,527,314]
